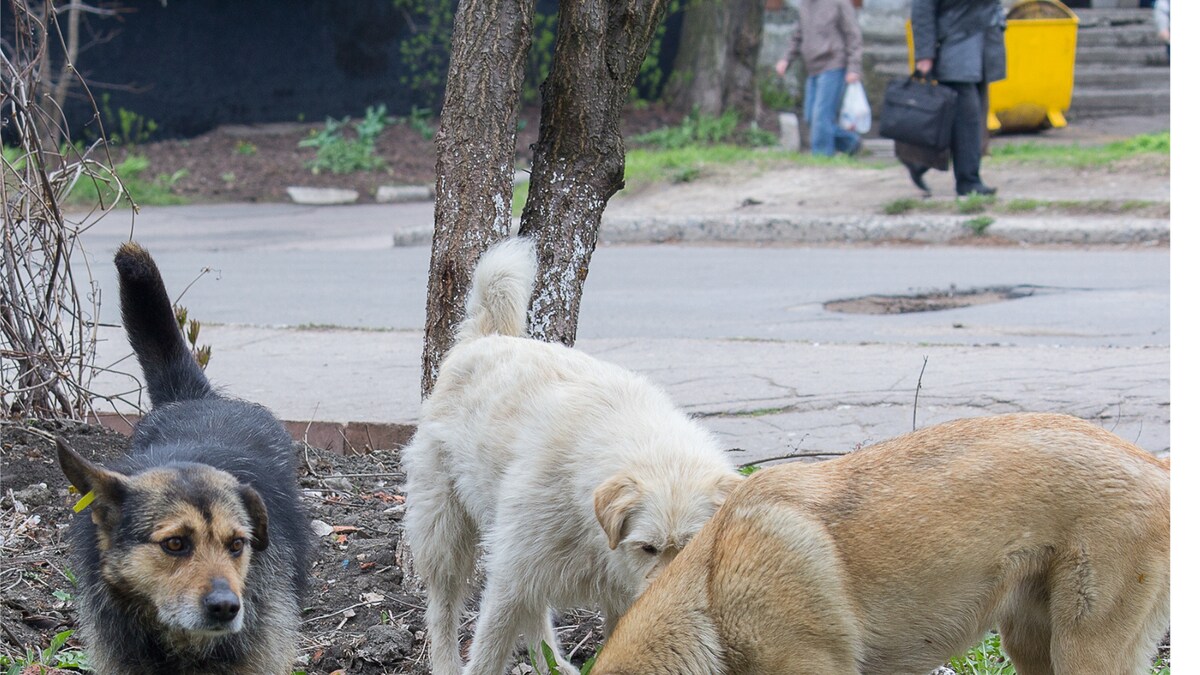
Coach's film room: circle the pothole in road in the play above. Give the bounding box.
[824,285,1036,315]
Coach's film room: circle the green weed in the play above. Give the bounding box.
[234,140,258,156]
[174,305,212,369]
[948,633,1015,675]
[632,109,741,149]
[299,104,391,175]
[760,73,797,111]
[1001,198,1039,212]
[883,197,920,215]
[404,106,436,140]
[956,193,995,214]
[738,464,762,476]
[964,215,995,236]
[528,641,597,675]
[0,629,91,674]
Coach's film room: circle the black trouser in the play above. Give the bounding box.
[944,80,988,192]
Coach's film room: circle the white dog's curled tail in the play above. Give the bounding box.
[457,237,538,342]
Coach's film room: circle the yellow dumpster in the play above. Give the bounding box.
[906,0,1079,132]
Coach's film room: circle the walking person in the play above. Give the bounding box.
[1155,0,1169,61]
[774,0,864,157]
[910,0,1007,196]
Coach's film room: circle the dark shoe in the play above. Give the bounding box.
[956,183,997,197]
[903,161,932,196]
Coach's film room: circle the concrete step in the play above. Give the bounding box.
[1073,65,1169,88]
[1069,88,1170,117]
[1075,45,1168,66]
[1076,25,1163,48]
[1073,8,1156,28]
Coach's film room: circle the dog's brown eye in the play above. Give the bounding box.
[229,538,246,556]
[161,537,191,556]
[640,544,659,555]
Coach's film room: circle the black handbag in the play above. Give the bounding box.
[879,73,958,152]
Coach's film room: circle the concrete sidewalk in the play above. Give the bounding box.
[87,325,1169,465]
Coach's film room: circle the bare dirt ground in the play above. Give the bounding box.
[111,106,688,205]
[114,105,1168,223]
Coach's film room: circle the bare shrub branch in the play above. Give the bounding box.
[2,0,135,421]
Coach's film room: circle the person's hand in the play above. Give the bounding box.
[845,71,860,84]
[1159,29,1170,42]
[775,59,789,77]
[916,58,933,75]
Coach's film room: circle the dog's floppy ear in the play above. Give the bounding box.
[594,473,643,550]
[238,484,270,551]
[711,473,744,509]
[56,437,129,532]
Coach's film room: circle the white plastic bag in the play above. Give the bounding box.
[839,81,872,133]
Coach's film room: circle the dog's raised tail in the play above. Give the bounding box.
[457,238,537,342]
[114,242,214,407]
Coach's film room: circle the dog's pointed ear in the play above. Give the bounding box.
[56,438,129,532]
[238,484,270,551]
[594,473,642,550]
[711,473,744,509]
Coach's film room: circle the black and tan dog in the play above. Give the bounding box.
[57,242,314,674]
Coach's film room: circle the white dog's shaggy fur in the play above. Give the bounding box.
[403,238,742,675]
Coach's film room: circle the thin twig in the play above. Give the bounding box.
[738,450,845,468]
[913,355,929,431]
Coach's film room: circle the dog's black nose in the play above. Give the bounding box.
[204,581,240,623]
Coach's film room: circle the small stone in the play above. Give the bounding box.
[362,623,414,661]
[778,112,801,152]
[15,482,51,507]
[375,185,433,203]
[311,520,335,537]
[393,225,434,247]
[286,186,358,205]
[322,475,354,492]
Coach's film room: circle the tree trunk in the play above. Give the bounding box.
[662,0,763,120]
[421,0,535,396]
[518,0,673,345]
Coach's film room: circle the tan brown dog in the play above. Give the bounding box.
[592,413,1170,675]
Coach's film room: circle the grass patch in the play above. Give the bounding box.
[883,197,920,215]
[1001,197,1039,213]
[66,154,189,207]
[990,132,1169,168]
[963,215,995,236]
[882,196,1166,218]
[956,193,995,215]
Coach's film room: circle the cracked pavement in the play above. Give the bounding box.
[80,222,1169,463]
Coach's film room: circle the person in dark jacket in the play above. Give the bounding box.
[910,0,1006,196]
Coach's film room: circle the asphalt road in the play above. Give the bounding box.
[78,208,1167,350]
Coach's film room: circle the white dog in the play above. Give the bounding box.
[403,238,742,675]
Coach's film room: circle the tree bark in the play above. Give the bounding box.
[421,0,535,396]
[518,0,673,345]
[662,0,763,120]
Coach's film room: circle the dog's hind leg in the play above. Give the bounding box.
[997,576,1053,675]
[1047,547,1170,675]
[405,451,477,675]
[461,579,534,675]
